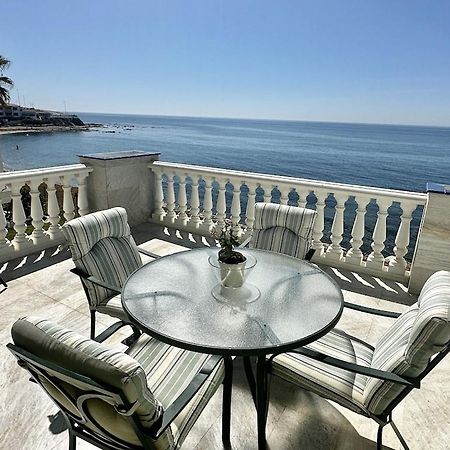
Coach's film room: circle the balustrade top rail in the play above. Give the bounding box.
[0,164,92,185]
[152,161,427,202]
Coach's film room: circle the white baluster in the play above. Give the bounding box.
[45,179,63,240]
[366,199,390,269]
[76,175,89,216]
[62,181,75,222]
[263,185,272,203]
[230,181,242,233]
[326,192,347,260]
[245,183,257,231]
[11,183,32,250]
[279,186,290,205]
[29,180,47,245]
[177,176,188,224]
[345,195,369,266]
[389,201,416,275]
[216,180,227,228]
[202,178,214,231]
[0,201,13,256]
[298,190,307,208]
[312,190,326,255]
[153,171,165,220]
[189,178,201,228]
[165,174,176,222]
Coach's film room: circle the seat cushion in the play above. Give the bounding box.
[11,317,169,447]
[62,207,142,307]
[62,207,132,260]
[97,294,129,321]
[251,203,316,259]
[363,270,450,416]
[127,334,225,447]
[271,329,373,415]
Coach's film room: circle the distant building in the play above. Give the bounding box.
[0,105,79,123]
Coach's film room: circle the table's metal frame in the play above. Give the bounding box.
[122,248,344,449]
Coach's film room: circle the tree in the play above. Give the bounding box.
[0,55,14,107]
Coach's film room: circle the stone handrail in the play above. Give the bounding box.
[151,161,427,281]
[0,164,92,263]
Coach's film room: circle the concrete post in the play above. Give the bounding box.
[78,151,160,226]
[409,183,450,294]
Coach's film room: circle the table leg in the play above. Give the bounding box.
[256,356,269,450]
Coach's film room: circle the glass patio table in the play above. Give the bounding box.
[122,247,344,449]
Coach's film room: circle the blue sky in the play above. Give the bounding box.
[2,0,450,125]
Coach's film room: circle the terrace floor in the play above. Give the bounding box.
[1,223,449,450]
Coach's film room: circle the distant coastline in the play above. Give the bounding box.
[0,124,100,136]
[0,104,103,136]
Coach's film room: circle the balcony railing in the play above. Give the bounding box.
[0,154,432,284]
[0,164,92,262]
[151,161,427,281]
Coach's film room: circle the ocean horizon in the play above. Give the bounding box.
[1,112,449,193]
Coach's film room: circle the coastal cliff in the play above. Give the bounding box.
[0,105,93,133]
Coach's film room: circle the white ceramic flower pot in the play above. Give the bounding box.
[218,260,247,288]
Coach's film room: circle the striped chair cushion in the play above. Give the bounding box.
[271,329,374,415]
[11,317,171,448]
[363,271,450,416]
[96,294,129,321]
[62,207,142,308]
[127,334,225,448]
[251,203,316,259]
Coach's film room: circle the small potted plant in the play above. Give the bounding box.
[212,219,247,288]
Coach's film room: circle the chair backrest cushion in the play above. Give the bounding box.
[62,207,142,307]
[12,317,173,447]
[363,271,450,416]
[251,203,317,259]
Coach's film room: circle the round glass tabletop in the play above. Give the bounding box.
[122,248,344,356]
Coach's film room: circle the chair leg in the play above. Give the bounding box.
[122,323,142,346]
[377,424,383,450]
[90,310,96,339]
[222,356,233,445]
[131,323,141,340]
[68,429,76,450]
[390,420,410,450]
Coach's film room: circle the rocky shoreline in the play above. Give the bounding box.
[0,123,102,135]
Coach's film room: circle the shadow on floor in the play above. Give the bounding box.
[1,221,416,312]
[0,244,72,283]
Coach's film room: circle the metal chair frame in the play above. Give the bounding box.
[71,247,159,340]
[8,321,233,450]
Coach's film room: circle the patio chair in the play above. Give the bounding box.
[242,202,317,261]
[267,270,450,449]
[8,316,232,450]
[61,207,158,339]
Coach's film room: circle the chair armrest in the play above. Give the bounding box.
[344,301,401,319]
[149,355,223,438]
[238,236,251,248]
[282,347,418,388]
[70,268,121,293]
[138,248,161,259]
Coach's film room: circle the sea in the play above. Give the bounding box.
[1,113,449,193]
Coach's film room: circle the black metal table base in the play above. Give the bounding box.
[244,356,270,450]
